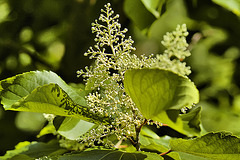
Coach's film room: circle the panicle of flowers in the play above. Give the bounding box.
[162,24,190,59]
[76,3,153,147]
[152,24,191,76]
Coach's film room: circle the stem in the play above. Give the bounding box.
[105,13,115,57]
[127,137,136,145]
[159,149,172,156]
[135,119,148,151]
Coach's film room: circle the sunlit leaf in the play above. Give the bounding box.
[0,71,86,110]
[10,83,112,124]
[37,123,56,138]
[124,69,199,133]
[170,132,240,160]
[0,71,111,140]
[0,141,32,160]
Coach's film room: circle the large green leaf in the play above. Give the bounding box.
[2,141,164,160]
[10,83,112,124]
[124,69,199,131]
[170,132,240,160]
[59,149,163,160]
[0,71,85,109]
[0,70,111,137]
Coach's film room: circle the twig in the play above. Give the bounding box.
[126,136,136,145]
[159,149,172,156]
[162,123,168,127]
[135,119,148,151]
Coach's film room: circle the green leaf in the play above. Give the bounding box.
[124,0,156,30]
[0,141,32,160]
[8,154,33,160]
[0,71,86,110]
[124,69,199,132]
[59,149,164,160]
[140,127,180,160]
[180,106,202,136]
[0,71,104,139]
[140,126,161,140]
[170,132,240,160]
[56,117,96,140]
[37,123,56,138]
[141,144,180,160]
[141,0,165,18]
[152,110,184,134]
[10,83,112,124]
[212,0,240,16]
[1,140,67,160]
[177,152,212,160]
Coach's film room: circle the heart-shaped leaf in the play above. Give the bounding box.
[124,69,199,132]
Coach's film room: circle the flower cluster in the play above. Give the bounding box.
[76,3,154,147]
[74,3,191,148]
[152,24,191,76]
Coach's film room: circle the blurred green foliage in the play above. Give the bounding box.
[1,0,240,156]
